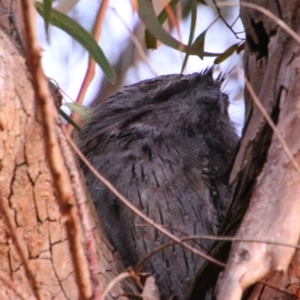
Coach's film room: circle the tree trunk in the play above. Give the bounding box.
[188,1,300,299]
[0,1,128,299]
[216,1,300,299]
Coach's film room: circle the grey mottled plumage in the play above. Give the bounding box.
[77,71,238,299]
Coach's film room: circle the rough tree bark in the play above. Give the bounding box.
[188,1,300,299]
[0,1,128,299]
[216,1,300,299]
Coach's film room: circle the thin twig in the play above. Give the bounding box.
[0,197,42,300]
[211,0,243,41]
[217,1,300,45]
[67,0,109,133]
[134,234,300,272]
[134,238,224,273]
[100,272,131,300]
[257,281,296,298]
[102,235,297,299]
[0,269,29,300]
[19,1,92,298]
[230,14,241,30]
[110,7,158,77]
[66,135,225,268]
[59,126,101,299]
[237,68,300,176]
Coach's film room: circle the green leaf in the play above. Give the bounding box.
[197,0,207,5]
[145,0,180,49]
[138,0,220,58]
[35,2,116,84]
[63,103,92,119]
[214,43,239,64]
[43,0,52,38]
[192,31,206,56]
[137,0,196,55]
[145,28,158,50]
[59,109,81,131]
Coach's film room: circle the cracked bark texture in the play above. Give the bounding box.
[0,1,129,299]
[216,0,300,299]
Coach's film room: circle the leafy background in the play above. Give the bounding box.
[37,0,245,135]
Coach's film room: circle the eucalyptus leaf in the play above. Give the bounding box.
[138,0,191,53]
[214,43,239,64]
[35,2,116,83]
[145,0,180,49]
[63,102,92,119]
[192,30,206,56]
[59,108,81,131]
[137,0,218,57]
[43,0,52,38]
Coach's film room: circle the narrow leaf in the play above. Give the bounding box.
[63,103,92,119]
[145,0,179,49]
[59,109,81,131]
[138,0,221,57]
[35,2,116,83]
[43,0,52,38]
[193,30,206,57]
[214,43,239,64]
[138,0,197,54]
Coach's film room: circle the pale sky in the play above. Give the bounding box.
[37,0,245,135]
